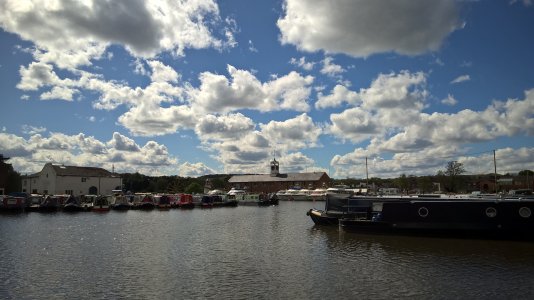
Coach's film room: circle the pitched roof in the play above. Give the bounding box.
[51,165,115,177]
[228,172,328,183]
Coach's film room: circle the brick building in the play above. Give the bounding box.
[228,158,330,193]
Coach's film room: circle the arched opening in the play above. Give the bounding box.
[88,186,98,195]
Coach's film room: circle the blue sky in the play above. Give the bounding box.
[0,0,533,178]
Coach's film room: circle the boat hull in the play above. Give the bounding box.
[307,209,340,225]
[339,198,534,240]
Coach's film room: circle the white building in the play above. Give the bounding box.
[21,163,122,196]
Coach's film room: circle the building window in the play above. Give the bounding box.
[65,190,73,195]
[23,180,27,186]
[44,190,48,195]
[81,177,87,182]
[32,189,37,194]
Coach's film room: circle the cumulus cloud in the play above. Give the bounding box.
[0,131,183,176]
[315,84,359,109]
[320,57,345,77]
[195,113,256,142]
[260,113,322,151]
[187,65,314,113]
[0,0,235,69]
[278,0,462,57]
[441,94,458,106]
[178,162,216,177]
[329,88,534,177]
[290,57,315,71]
[326,71,428,143]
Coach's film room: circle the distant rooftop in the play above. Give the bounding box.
[228,172,327,183]
[50,164,116,177]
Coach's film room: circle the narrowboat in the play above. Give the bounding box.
[178,194,195,209]
[155,195,172,210]
[1,195,26,212]
[39,195,61,212]
[110,190,131,211]
[63,195,84,212]
[308,194,534,240]
[133,193,155,210]
[92,195,110,212]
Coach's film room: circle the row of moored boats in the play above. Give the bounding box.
[0,188,279,212]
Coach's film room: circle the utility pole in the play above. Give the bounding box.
[493,150,498,193]
[365,157,369,187]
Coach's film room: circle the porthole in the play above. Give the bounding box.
[519,207,531,218]
[485,207,497,218]
[418,207,429,218]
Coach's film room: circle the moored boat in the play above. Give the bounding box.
[310,193,534,240]
[1,195,26,212]
[110,190,130,211]
[26,194,44,212]
[39,195,61,212]
[155,194,172,210]
[63,195,84,212]
[92,195,110,212]
[310,188,327,201]
[227,189,273,206]
[177,194,194,209]
[133,193,155,210]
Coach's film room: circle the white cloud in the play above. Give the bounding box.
[148,60,179,83]
[1,132,181,176]
[320,57,345,77]
[40,86,78,101]
[195,113,256,142]
[260,113,322,151]
[188,65,314,113]
[248,40,258,53]
[441,94,458,106]
[178,162,216,177]
[451,74,471,84]
[315,84,359,109]
[0,0,234,69]
[21,125,46,135]
[327,71,428,143]
[278,0,461,57]
[290,57,315,71]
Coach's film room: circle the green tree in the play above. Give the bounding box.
[439,161,466,193]
[394,174,410,194]
[185,182,203,194]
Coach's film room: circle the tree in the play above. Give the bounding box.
[519,170,534,176]
[394,174,410,194]
[185,182,203,194]
[439,161,466,193]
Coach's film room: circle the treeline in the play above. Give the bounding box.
[332,164,533,194]
[120,173,232,194]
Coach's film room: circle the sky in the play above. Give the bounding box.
[0,0,533,179]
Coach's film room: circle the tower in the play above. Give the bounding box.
[270,157,279,177]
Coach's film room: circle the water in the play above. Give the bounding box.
[2,201,534,299]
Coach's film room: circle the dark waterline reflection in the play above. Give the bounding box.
[2,202,534,299]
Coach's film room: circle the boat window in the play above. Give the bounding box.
[418,207,429,218]
[485,207,497,218]
[519,207,531,218]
